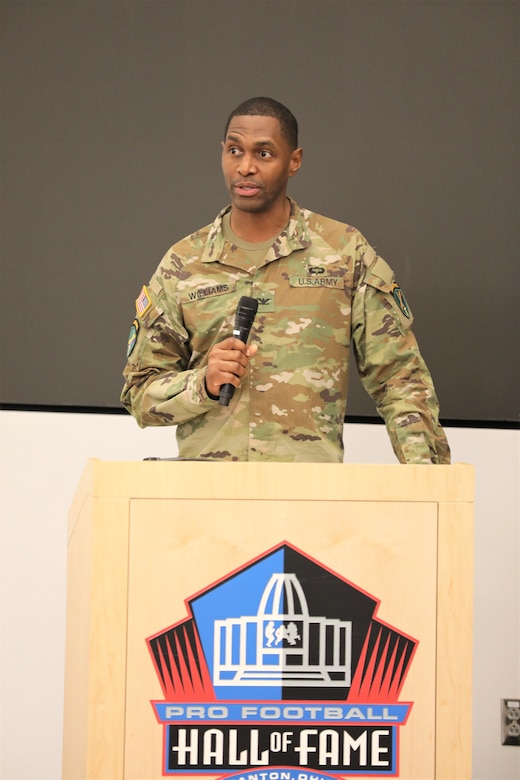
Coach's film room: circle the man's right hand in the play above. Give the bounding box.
[205,337,258,398]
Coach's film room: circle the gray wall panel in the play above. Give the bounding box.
[1,0,518,421]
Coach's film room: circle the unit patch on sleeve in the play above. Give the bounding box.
[127,319,139,357]
[390,282,411,319]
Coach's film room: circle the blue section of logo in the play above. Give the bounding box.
[190,548,285,700]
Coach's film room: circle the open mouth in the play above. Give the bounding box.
[234,183,261,196]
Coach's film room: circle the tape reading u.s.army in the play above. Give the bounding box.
[289,275,341,288]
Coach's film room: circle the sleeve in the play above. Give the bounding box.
[351,246,451,464]
[120,281,218,428]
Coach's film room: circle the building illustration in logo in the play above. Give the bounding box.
[214,572,352,687]
[147,542,417,776]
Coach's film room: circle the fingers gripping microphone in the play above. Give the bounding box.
[219,296,258,407]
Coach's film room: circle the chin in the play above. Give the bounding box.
[232,200,266,214]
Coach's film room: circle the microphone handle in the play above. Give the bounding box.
[218,324,252,407]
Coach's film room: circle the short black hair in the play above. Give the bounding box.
[224,97,299,150]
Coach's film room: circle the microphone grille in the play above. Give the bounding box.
[238,295,259,315]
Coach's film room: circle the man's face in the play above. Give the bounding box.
[221,114,302,216]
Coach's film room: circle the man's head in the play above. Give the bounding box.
[224,97,299,151]
[221,97,302,222]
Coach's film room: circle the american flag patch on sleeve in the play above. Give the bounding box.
[135,286,152,317]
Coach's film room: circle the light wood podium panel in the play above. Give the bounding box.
[63,460,474,780]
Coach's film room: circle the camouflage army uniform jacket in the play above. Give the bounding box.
[121,199,450,464]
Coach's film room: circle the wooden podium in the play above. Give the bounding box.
[63,460,474,780]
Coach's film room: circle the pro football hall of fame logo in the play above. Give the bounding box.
[147,542,417,778]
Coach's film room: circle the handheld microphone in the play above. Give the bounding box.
[219,295,258,407]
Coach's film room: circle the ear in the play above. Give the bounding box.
[289,148,303,177]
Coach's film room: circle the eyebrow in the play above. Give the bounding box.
[225,133,277,149]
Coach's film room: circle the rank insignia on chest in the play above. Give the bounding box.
[255,291,275,312]
[390,282,411,319]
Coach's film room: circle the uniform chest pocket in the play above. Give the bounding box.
[180,283,239,354]
[266,275,351,349]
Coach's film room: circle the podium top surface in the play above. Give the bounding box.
[71,459,474,510]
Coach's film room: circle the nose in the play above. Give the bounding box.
[236,152,258,176]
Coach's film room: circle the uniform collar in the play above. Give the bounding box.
[201,198,312,264]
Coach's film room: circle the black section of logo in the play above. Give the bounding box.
[279,548,376,700]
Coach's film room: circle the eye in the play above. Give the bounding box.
[258,149,273,159]
[228,145,241,156]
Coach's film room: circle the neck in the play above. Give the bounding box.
[230,199,290,243]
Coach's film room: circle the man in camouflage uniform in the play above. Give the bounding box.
[121,97,450,464]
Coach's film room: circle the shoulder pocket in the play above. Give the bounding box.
[364,253,414,329]
[135,284,164,327]
[364,253,393,292]
[133,284,188,350]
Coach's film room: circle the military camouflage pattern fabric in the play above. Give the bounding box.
[121,199,450,464]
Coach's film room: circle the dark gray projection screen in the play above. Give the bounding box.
[1,0,518,423]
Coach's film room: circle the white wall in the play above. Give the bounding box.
[0,410,518,780]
